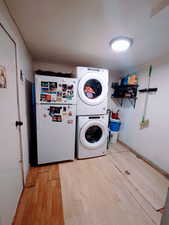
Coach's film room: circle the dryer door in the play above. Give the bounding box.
[80,121,107,149]
[78,72,107,105]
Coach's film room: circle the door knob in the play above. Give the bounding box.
[15,121,23,127]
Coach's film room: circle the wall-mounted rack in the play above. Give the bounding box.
[139,88,158,93]
[112,84,138,109]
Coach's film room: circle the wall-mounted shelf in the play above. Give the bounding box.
[112,83,138,109]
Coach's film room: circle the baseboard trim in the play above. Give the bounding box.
[118,140,169,180]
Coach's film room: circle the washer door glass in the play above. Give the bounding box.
[80,121,107,149]
[85,125,103,143]
[78,73,107,106]
[84,79,102,99]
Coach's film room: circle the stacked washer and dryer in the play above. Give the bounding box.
[76,66,109,159]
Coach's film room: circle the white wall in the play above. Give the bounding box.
[119,58,169,173]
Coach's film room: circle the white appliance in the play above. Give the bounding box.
[35,75,77,164]
[76,67,109,115]
[77,115,108,159]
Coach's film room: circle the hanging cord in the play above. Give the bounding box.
[107,109,112,150]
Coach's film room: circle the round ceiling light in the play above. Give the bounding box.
[110,37,133,52]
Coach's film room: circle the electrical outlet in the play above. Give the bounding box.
[140,119,149,129]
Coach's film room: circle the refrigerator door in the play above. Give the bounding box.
[35,75,77,105]
[36,104,76,164]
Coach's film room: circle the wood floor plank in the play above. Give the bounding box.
[109,149,169,210]
[91,155,162,224]
[110,142,129,154]
[48,165,60,181]
[14,144,168,225]
[60,156,160,225]
[25,167,39,188]
[13,164,64,225]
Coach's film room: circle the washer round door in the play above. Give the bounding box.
[80,121,107,149]
[78,72,107,105]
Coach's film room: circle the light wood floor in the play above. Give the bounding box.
[60,143,169,225]
[14,143,169,225]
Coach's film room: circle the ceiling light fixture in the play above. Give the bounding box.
[110,37,133,52]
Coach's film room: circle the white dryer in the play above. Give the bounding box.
[77,114,108,159]
[76,67,109,115]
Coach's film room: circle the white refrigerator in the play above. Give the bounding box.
[35,75,77,164]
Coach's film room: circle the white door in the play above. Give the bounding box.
[78,72,107,105]
[0,25,23,225]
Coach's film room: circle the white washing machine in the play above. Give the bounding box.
[77,114,108,159]
[76,67,109,115]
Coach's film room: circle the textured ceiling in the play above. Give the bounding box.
[5,0,169,70]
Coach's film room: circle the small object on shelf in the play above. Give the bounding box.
[112,84,138,108]
[112,85,138,98]
[121,73,138,86]
[128,74,138,85]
